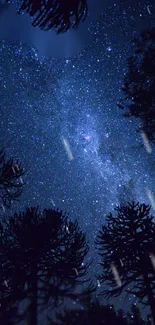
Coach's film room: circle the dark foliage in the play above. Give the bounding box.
[0,207,94,324]
[49,302,127,325]
[0,148,25,209]
[49,301,147,325]
[18,0,88,33]
[96,201,155,324]
[117,28,155,143]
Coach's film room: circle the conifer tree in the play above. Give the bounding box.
[96,202,155,325]
[0,206,92,325]
[117,28,155,142]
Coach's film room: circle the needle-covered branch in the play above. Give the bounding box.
[18,0,88,33]
[0,148,25,209]
[117,28,155,143]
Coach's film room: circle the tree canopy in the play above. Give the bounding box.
[0,148,25,210]
[49,301,147,325]
[117,28,155,143]
[0,206,93,324]
[96,201,155,324]
[18,0,88,33]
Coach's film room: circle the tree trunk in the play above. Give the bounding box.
[27,264,38,325]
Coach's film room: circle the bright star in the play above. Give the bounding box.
[107,47,112,52]
[84,135,92,141]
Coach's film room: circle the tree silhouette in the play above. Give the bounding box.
[0,148,25,209]
[49,301,128,325]
[117,28,155,143]
[17,0,88,33]
[96,201,155,325]
[0,206,94,325]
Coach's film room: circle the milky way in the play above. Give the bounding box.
[0,0,155,311]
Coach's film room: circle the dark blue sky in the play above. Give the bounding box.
[0,0,155,318]
[0,0,116,58]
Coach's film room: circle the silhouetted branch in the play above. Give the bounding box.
[0,207,91,322]
[18,0,88,33]
[0,148,25,209]
[117,28,155,142]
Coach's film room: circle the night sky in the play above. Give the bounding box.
[0,0,155,316]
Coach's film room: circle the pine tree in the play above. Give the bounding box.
[0,206,92,324]
[117,28,155,143]
[96,202,155,325]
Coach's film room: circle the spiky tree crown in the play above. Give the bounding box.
[96,202,155,303]
[18,0,88,33]
[0,207,90,312]
[117,28,155,142]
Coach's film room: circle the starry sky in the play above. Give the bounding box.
[0,0,155,314]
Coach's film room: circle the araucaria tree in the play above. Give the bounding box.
[18,0,88,33]
[0,207,92,325]
[0,148,25,209]
[96,202,155,325]
[117,28,155,142]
